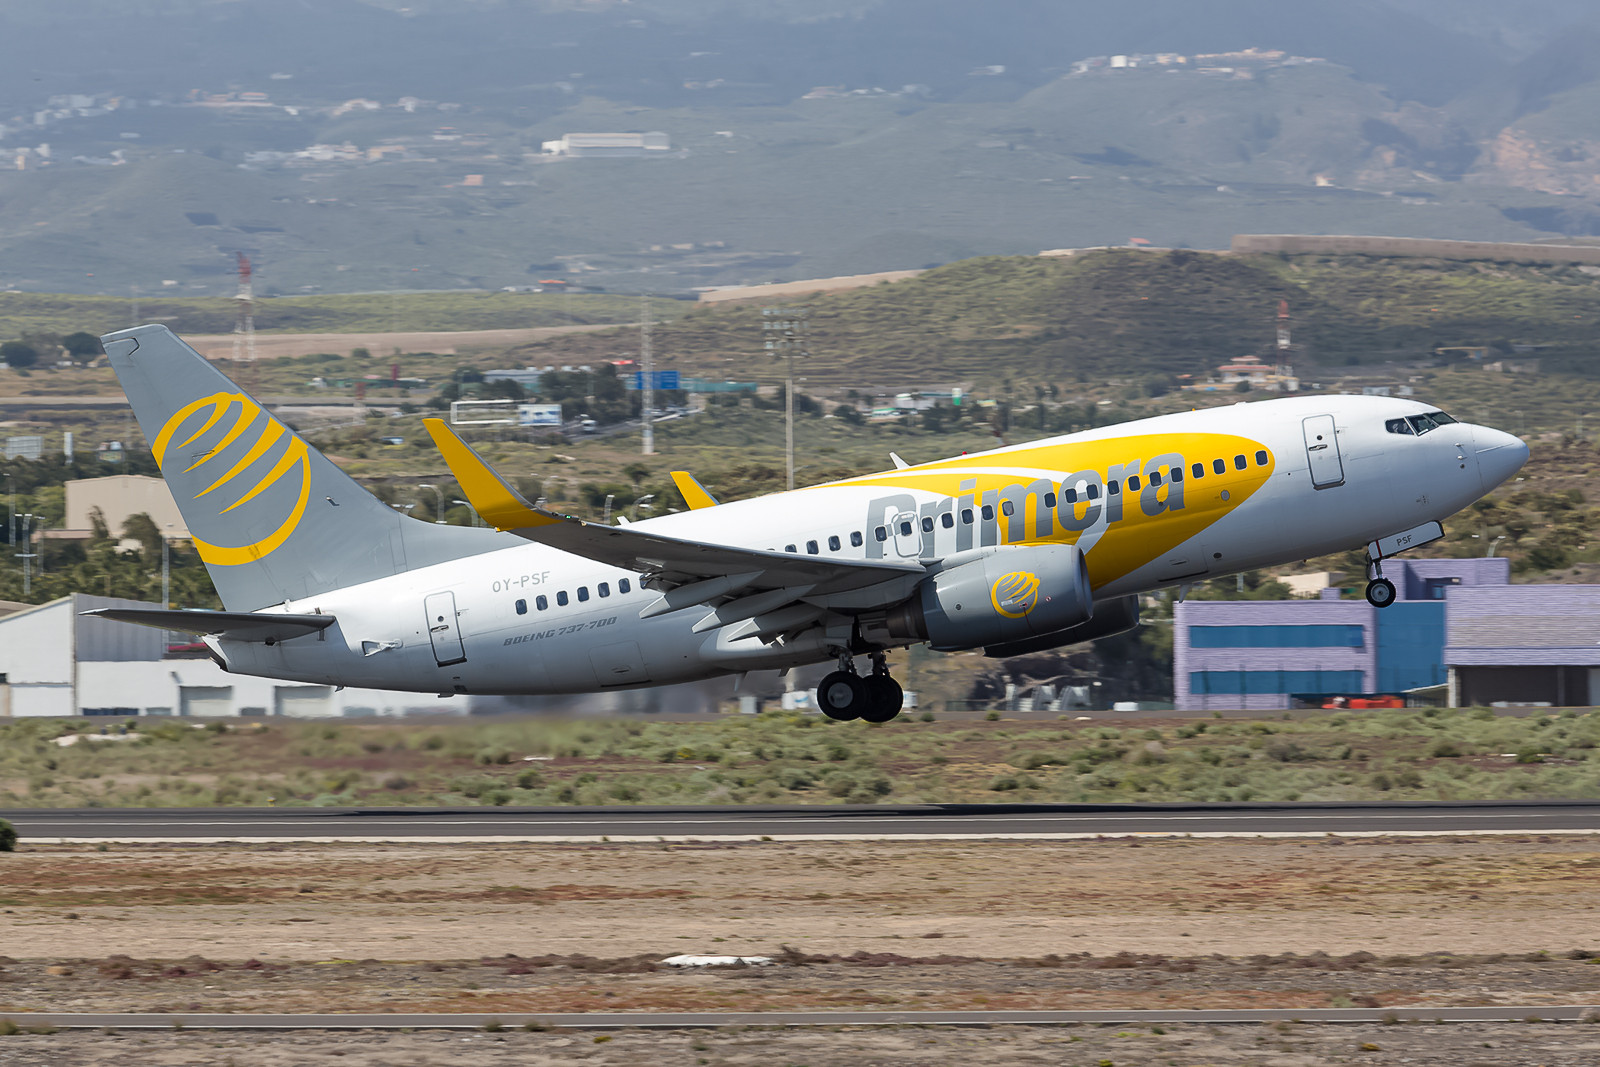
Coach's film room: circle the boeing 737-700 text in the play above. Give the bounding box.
[84,325,1528,721]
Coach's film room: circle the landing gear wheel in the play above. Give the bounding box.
[1365,577,1397,608]
[818,670,868,721]
[860,675,904,723]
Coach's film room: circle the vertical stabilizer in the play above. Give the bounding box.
[101,324,509,610]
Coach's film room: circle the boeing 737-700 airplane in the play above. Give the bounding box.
[85,325,1528,721]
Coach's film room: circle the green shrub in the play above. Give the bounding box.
[0,818,15,852]
[1429,740,1463,758]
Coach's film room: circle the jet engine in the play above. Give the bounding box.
[882,543,1092,652]
[983,594,1140,658]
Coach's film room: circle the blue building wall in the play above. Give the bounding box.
[1174,559,1506,711]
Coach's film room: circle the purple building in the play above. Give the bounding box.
[1174,558,1510,711]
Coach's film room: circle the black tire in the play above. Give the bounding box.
[860,675,904,723]
[817,671,867,721]
[1365,577,1397,608]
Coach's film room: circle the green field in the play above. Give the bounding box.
[0,707,1594,809]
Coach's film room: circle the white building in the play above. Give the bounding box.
[540,132,670,158]
[0,594,466,719]
[64,474,189,540]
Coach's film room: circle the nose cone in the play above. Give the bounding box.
[1474,426,1529,492]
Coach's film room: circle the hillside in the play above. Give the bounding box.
[501,249,1600,389]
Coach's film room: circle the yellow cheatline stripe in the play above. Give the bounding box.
[220,438,308,514]
[671,471,719,510]
[423,418,559,531]
[184,403,259,473]
[192,454,311,567]
[195,420,287,499]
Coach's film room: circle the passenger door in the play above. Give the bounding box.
[1302,414,1345,489]
[891,510,921,558]
[424,591,467,667]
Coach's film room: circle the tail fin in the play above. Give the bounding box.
[101,325,509,610]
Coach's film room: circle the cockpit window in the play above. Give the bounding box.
[1389,410,1457,436]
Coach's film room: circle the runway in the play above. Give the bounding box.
[4,1006,1597,1030]
[6,800,1600,843]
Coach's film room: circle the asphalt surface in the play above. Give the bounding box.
[6,801,1600,842]
[3,1006,1596,1030]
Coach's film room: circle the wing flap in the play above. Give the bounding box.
[80,607,336,643]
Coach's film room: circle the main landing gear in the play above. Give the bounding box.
[818,651,903,723]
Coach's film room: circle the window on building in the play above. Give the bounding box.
[515,599,527,615]
[1190,624,1365,648]
[1190,670,1365,695]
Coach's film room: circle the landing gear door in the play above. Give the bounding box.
[1302,414,1345,489]
[424,591,467,667]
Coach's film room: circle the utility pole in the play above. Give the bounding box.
[640,292,654,456]
[418,483,445,523]
[17,513,33,597]
[5,473,13,547]
[762,305,807,490]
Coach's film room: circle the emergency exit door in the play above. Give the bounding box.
[424,591,467,666]
[1302,414,1345,489]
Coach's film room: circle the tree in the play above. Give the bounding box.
[121,512,163,558]
[61,332,102,362]
[1,341,37,369]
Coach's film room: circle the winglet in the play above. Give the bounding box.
[424,418,561,531]
[889,452,909,469]
[671,471,719,510]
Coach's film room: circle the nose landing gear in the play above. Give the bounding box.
[1365,575,1397,608]
[817,650,904,723]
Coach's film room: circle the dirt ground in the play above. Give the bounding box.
[6,1023,1600,1067]
[179,325,621,361]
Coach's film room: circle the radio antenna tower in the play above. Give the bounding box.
[232,252,256,366]
[640,292,654,456]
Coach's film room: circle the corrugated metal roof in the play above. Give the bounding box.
[1445,586,1600,665]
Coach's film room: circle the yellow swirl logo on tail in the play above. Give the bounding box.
[990,571,1041,618]
[151,391,310,566]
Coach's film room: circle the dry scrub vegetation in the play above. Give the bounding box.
[2,707,1599,808]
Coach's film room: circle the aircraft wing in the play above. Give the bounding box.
[425,418,923,594]
[80,607,336,643]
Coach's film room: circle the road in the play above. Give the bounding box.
[6,800,1600,843]
[3,1006,1596,1030]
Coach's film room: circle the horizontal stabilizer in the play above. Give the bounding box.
[80,607,336,643]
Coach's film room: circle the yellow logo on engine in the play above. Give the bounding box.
[991,571,1041,618]
[150,391,310,567]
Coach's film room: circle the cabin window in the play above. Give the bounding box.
[577,586,589,602]
[618,578,631,594]
[1108,481,1120,495]
[1044,491,1056,508]
[875,526,888,542]
[598,582,610,598]
[961,508,974,524]
[1192,462,1204,479]
[1255,450,1269,466]
[536,595,548,611]
[1213,458,1226,474]
[981,504,995,520]
[1087,483,1100,500]
[1385,418,1415,435]
[828,535,841,551]
[941,512,954,529]
[1064,487,1077,503]
[1128,475,1141,492]
[1000,499,1015,517]
[806,540,819,554]
[785,544,797,553]
[556,590,569,607]
[1150,470,1164,487]
[1170,466,1182,483]
[1234,454,1247,470]
[920,516,932,533]
[899,519,913,536]
[515,599,527,615]
[850,531,864,547]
